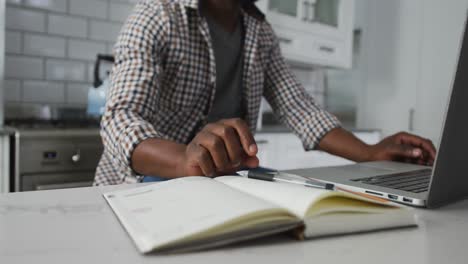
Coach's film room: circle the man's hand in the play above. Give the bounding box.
[367,132,437,165]
[177,118,259,177]
[319,128,437,166]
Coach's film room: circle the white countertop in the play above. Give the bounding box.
[1,183,467,264]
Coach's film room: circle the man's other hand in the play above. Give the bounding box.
[368,132,437,165]
[177,118,259,177]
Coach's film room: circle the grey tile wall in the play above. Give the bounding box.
[4,0,137,108]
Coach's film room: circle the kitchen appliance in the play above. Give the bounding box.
[5,106,103,192]
[87,54,114,117]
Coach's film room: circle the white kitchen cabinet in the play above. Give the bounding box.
[0,134,9,193]
[254,130,380,170]
[256,0,355,68]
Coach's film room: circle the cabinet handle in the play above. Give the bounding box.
[303,1,309,21]
[35,181,93,191]
[278,37,293,44]
[309,2,316,22]
[319,45,335,53]
[256,140,269,145]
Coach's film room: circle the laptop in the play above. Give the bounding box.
[289,16,468,209]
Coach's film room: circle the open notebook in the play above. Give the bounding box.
[103,176,417,254]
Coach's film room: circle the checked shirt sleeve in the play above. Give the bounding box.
[262,24,341,151]
[100,2,168,181]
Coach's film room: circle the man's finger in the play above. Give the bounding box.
[220,118,257,156]
[197,131,231,172]
[397,133,437,160]
[389,144,422,159]
[194,145,216,177]
[243,155,260,168]
[207,124,244,166]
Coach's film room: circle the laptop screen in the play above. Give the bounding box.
[427,14,468,207]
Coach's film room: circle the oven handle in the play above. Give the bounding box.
[35,181,93,191]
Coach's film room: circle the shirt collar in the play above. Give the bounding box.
[179,0,199,9]
[179,0,265,21]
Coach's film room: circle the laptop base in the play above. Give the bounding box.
[288,161,430,207]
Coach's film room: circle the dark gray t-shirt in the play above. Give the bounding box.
[206,16,245,123]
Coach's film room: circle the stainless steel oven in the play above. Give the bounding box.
[9,127,103,192]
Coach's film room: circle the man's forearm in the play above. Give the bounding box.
[132,138,186,178]
[131,118,260,178]
[318,127,372,162]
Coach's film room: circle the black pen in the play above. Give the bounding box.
[237,170,335,190]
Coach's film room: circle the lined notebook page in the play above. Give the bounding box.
[103,177,282,253]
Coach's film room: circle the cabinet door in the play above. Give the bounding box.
[297,0,354,68]
[257,0,354,68]
[256,131,381,171]
[275,133,354,170]
[0,135,9,193]
[258,0,302,29]
[297,0,354,38]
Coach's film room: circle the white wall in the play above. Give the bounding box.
[414,0,468,143]
[357,0,424,137]
[357,0,468,144]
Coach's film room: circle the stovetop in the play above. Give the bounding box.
[5,118,101,130]
[4,105,101,130]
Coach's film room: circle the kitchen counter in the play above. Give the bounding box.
[0,126,100,136]
[1,182,468,264]
[256,125,292,133]
[0,126,16,135]
[257,125,381,135]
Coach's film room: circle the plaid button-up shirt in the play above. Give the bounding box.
[94,0,340,186]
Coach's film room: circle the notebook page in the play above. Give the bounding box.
[216,176,329,218]
[103,177,286,253]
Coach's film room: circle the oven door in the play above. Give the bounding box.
[21,172,95,192]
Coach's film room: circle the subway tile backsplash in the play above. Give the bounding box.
[66,83,90,104]
[47,14,88,38]
[4,0,325,111]
[68,39,107,61]
[5,55,44,79]
[6,7,46,32]
[23,34,67,58]
[22,80,65,103]
[69,0,108,19]
[5,31,21,54]
[46,59,87,82]
[89,20,123,42]
[109,2,135,22]
[4,0,136,108]
[4,80,21,102]
[20,0,68,13]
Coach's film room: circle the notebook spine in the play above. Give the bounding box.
[289,224,306,241]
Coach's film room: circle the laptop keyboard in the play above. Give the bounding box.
[351,169,432,193]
